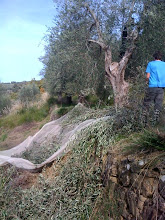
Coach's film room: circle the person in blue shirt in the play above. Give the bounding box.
[143,51,165,126]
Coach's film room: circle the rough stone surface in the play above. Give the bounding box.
[102,153,165,220]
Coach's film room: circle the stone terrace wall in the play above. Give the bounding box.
[102,153,165,220]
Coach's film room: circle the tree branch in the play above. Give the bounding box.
[84,3,104,43]
[119,29,138,71]
[88,39,107,49]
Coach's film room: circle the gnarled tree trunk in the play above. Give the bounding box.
[85,3,138,108]
[105,47,135,108]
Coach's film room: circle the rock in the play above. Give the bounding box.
[141,177,157,197]
[137,195,147,210]
[142,200,157,220]
[110,160,118,177]
[159,212,165,220]
[127,191,137,216]
[103,152,165,219]
[119,170,130,186]
[158,195,165,212]
[159,179,165,199]
[122,208,130,219]
[130,173,143,189]
[160,175,165,182]
[110,176,118,183]
[144,169,160,178]
[130,162,141,173]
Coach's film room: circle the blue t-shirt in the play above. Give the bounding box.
[146,60,165,87]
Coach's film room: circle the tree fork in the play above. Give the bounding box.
[84,3,138,108]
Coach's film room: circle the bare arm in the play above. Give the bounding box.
[146,73,150,81]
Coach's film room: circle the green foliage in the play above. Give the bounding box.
[41,0,120,97]
[0,103,147,219]
[22,142,60,164]
[18,106,48,124]
[0,105,49,129]
[56,106,74,117]
[0,95,11,115]
[19,83,40,107]
[0,133,7,142]
[85,94,99,107]
[128,0,165,75]
[40,0,165,108]
[72,94,79,104]
[91,186,123,220]
[0,83,11,115]
[1,101,163,219]
[47,96,57,107]
[127,129,165,152]
[10,92,18,100]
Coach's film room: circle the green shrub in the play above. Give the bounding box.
[10,92,18,100]
[56,106,74,117]
[18,106,49,124]
[0,114,19,128]
[47,96,58,107]
[0,104,49,129]
[85,94,99,107]
[0,133,7,142]
[19,83,40,107]
[126,129,165,152]
[72,95,78,104]
[0,95,11,115]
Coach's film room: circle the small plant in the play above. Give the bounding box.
[126,129,165,152]
[0,95,11,115]
[0,104,49,129]
[85,94,99,107]
[56,106,74,117]
[0,133,7,142]
[47,96,57,107]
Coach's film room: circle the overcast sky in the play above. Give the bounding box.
[0,0,55,83]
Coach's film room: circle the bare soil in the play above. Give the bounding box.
[0,122,42,151]
[10,152,71,190]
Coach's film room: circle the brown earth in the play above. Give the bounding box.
[0,122,43,151]
[9,152,72,190]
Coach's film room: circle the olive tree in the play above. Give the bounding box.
[0,84,11,115]
[19,83,39,108]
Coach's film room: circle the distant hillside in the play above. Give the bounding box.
[1,80,41,94]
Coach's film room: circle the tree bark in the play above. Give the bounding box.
[85,3,138,108]
[105,46,136,108]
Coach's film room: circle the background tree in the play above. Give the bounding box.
[19,83,40,108]
[41,0,164,107]
[127,0,165,78]
[40,1,118,102]
[0,83,11,115]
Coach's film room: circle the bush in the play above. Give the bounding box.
[85,94,99,107]
[18,106,49,124]
[0,104,49,129]
[19,83,40,107]
[56,106,74,117]
[0,95,11,115]
[127,129,165,152]
[47,96,58,107]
